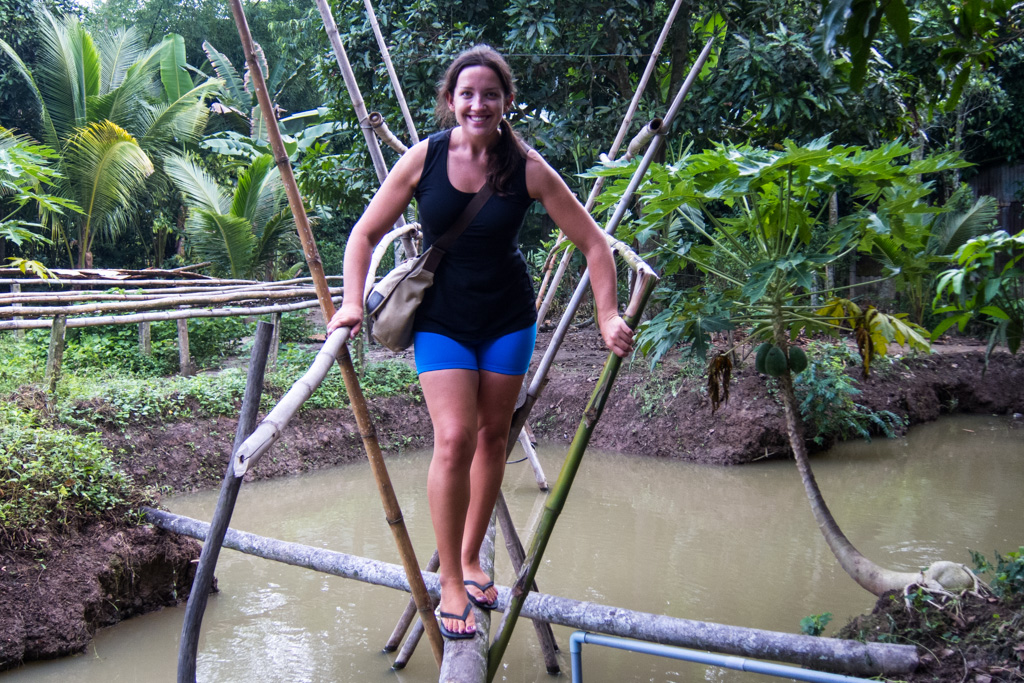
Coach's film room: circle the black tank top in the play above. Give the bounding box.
[412,129,537,343]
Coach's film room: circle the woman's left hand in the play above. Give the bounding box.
[599,313,634,358]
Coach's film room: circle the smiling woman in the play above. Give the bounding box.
[326,44,635,640]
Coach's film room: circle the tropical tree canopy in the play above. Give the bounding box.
[0,8,221,267]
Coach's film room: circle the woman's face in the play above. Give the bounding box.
[447,65,510,137]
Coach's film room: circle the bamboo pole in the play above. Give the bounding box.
[362,0,419,145]
[0,273,254,285]
[139,321,151,355]
[144,508,920,677]
[313,0,416,261]
[488,270,658,680]
[230,0,443,663]
[0,277,342,304]
[44,314,66,395]
[0,286,341,318]
[178,321,273,683]
[177,318,194,376]
[534,0,687,322]
[386,550,439,655]
[368,111,409,154]
[0,296,339,331]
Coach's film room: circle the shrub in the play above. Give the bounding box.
[0,403,140,542]
[793,342,906,444]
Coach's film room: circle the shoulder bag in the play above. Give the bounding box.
[364,183,494,351]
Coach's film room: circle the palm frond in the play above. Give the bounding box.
[230,154,277,224]
[34,9,100,142]
[184,208,255,279]
[251,206,298,275]
[96,25,145,94]
[138,80,221,154]
[202,41,248,109]
[0,33,58,147]
[928,191,999,256]
[163,153,229,215]
[88,59,159,134]
[64,121,153,246]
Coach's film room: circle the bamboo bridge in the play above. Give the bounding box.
[6,0,926,679]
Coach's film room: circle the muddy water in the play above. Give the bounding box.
[5,414,1023,683]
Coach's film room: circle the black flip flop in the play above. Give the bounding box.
[436,600,476,640]
[464,579,497,610]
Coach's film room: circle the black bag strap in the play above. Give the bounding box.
[422,182,494,272]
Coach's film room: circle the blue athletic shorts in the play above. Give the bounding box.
[413,325,537,376]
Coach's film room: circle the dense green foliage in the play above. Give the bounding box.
[792,342,906,444]
[0,402,139,541]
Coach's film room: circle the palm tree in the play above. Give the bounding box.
[163,153,299,279]
[0,9,221,267]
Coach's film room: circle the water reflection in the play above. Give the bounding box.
[3,414,1021,683]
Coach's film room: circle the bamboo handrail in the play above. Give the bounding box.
[487,239,659,679]
[232,0,445,665]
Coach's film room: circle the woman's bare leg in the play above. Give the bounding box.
[462,370,524,606]
[420,368,480,635]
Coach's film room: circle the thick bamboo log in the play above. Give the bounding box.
[368,111,408,154]
[177,318,194,376]
[178,321,273,683]
[0,296,339,331]
[0,286,341,318]
[143,508,920,677]
[0,274,254,286]
[438,516,495,683]
[44,315,66,395]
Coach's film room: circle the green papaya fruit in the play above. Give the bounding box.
[788,346,808,374]
[754,343,772,374]
[764,345,788,377]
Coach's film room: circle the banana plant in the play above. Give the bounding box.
[164,153,299,280]
[598,137,980,595]
[0,9,221,268]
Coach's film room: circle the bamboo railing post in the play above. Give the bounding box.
[177,317,194,376]
[386,549,439,656]
[228,0,444,666]
[11,283,23,339]
[44,314,66,396]
[139,321,151,355]
[487,272,658,681]
[268,311,281,367]
[177,321,273,683]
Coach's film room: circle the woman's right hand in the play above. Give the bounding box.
[327,300,364,339]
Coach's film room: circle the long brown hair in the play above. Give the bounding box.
[435,45,526,194]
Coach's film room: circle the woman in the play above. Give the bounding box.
[327,45,633,639]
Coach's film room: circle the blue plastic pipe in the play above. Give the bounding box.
[569,631,876,683]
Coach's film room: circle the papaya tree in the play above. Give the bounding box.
[596,137,980,595]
